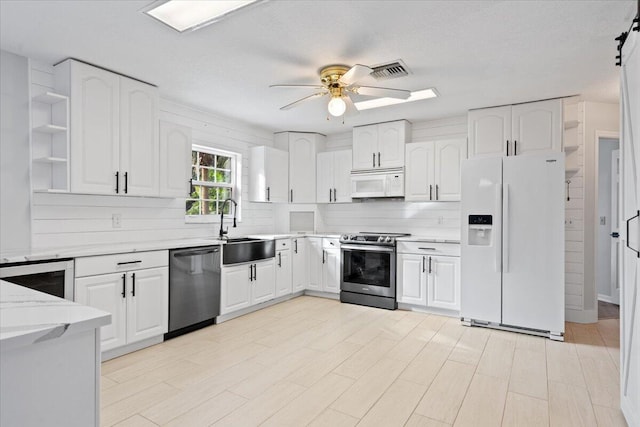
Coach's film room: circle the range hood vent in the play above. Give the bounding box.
[370,60,410,81]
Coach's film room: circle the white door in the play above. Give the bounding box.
[159,121,191,198]
[427,256,460,311]
[252,260,276,304]
[275,250,292,297]
[378,121,406,168]
[289,134,317,203]
[468,106,511,158]
[220,265,251,314]
[620,29,639,427]
[126,267,168,344]
[511,99,562,156]
[352,125,378,170]
[611,149,621,305]
[75,273,127,351]
[502,153,564,333]
[405,142,435,202]
[333,150,353,203]
[316,152,334,203]
[69,61,120,194]
[306,238,323,291]
[322,248,340,294]
[292,238,308,292]
[265,147,289,203]
[397,254,427,306]
[434,138,467,201]
[119,77,159,196]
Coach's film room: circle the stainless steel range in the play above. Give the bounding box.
[340,232,410,310]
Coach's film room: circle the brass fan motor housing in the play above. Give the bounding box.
[320,65,350,98]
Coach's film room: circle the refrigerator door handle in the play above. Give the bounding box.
[503,183,510,273]
[495,183,502,273]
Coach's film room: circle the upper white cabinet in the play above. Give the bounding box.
[275,132,323,203]
[317,150,352,203]
[159,121,191,198]
[468,99,562,158]
[405,138,467,201]
[55,59,160,196]
[249,146,289,203]
[352,120,410,170]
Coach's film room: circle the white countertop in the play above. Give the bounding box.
[0,280,111,352]
[397,236,461,244]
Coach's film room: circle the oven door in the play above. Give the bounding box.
[341,244,396,298]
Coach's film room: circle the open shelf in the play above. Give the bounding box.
[564,120,580,130]
[565,168,580,177]
[32,92,68,105]
[33,156,68,163]
[33,124,67,134]
[564,144,580,153]
[33,188,70,194]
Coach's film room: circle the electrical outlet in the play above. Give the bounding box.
[112,214,122,228]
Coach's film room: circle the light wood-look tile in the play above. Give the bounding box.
[286,340,361,387]
[448,327,490,366]
[357,379,427,427]
[579,356,620,409]
[112,414,157,427]
[476,333,516,379]
[308,408,359,427]
[548,381,598,427]
[414,360,475,424]
[592,404,629,427]
[405,414,451,427]
[509,348,548,400]
[453,373,508,427]
[164,390,247,427]
[101,383,178,427]
[502,392,549,427]
[399,341,452,386]
[332,336,396,379]
[101,376,118,391]
[546,340,587,388]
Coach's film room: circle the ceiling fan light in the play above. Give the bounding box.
[328,97,347,117]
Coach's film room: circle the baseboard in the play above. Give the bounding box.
[597,294,618,304]
[217,291,304,323]
[397,303,460,318]
[303,290,340,300]
[101,335,164,361]
[565,307,598,323]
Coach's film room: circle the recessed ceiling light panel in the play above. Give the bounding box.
[354,88,438,111]
[145,0,262,32]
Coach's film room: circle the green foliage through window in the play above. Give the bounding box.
[186,146,237,216]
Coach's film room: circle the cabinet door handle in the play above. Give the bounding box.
[329,188,332,202]
[131,272,136,296]
[429,184,433,200]
[626,210,640,258]
[124,172,128,194]
[117,260,142,266]
[428,256,432,274]
[249,264,253,282]
[506,140,509,156]
[322,250,325,264]
[372,153,376,168]
[278,252,282,267]
[422,256,426,273]
[418,247,436,251]
[253,264,257,280]
[266,187,270,201]
[121,273,126,298]
[290,189,293,202]
[377,152,381,167]
[115,171,120,194]
[189,178,193,196]
[514,140,517,156]
[333,188,337,202]
[294,239,298,254]
[436,184,439,200]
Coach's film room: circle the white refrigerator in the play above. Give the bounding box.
[460,153,565,340]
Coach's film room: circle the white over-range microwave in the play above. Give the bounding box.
[350,170,404,198]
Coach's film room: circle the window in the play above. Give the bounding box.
[186,144,240,221]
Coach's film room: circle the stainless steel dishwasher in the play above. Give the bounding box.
[166,245,221,339]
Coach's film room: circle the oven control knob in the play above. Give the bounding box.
[386,236,393,243]
[341,235,349,240]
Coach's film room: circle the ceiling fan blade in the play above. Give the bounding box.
[356,86,411,99]
[339,64,373,86]
[280,91,327,110]
[344,95,359,117]
[270,84,326,90]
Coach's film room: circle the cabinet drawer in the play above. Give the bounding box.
[276,239,291,250]
[75,250,168,277]
[323,238,340,250]
[397,241,460,256]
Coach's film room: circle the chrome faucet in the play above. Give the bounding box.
[219,198,238,239]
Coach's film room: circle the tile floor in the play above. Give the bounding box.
[100,296,626,427]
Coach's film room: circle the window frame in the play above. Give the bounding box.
[185,144,242,224]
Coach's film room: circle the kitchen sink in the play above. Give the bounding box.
[222,238,275,265]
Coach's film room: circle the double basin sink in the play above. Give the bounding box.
[222,237,275,265]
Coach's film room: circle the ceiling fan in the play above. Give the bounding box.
[270,64,411,118]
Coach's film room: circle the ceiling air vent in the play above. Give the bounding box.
[370,60,410,81]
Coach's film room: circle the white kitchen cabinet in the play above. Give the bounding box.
[405,139,466,201]
[468,99,562,158]
[306,237,340,294]
[427,256,460,311]
[220,259,276,315]
[249,146,288,203]
[288,133,323,203]
[291,237,308,292]
[352,120,410,170]
[55,59,160,196]
[316,150,352,203]
[159,121,191,198]
[275,240,292,297]
[74,251,168,353]
[397,254,427,306]
[306,237,323,291]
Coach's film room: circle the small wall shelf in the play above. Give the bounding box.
[565,167,580,177]
[33,124,67,134]
[33,157,68,163]
[564,144,580,153]
[32,92,67,105]
[564,120,580,130]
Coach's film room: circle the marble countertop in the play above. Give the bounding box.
[0,280,111,352]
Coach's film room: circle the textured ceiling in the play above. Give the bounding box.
[0,1,635,135]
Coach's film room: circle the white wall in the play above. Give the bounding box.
[28,61,277,250]
[0,50,31,255]
[596,138,619,300]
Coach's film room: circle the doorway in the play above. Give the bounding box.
[596,136,620,319]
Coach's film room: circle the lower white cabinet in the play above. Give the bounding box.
[220,259,276,315]
[397,243,460,311]
[275,239,292,297]
[291,237,308,292]
[75,251,168,353]
[307,237,340,294]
